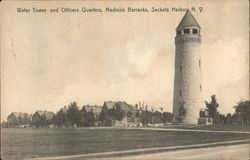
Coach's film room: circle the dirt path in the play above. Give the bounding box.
[131,127,250,134]
[93,144,249,160]
[77,126,250,134]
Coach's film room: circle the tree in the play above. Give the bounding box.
[135,104,139,110]
[86,110,96,127]
[176,102,187,123]
[1,121,8,128]
[99,107,112,126]
[66,102,82,127]
[135,110,141,119]
[205,95,219,125]
[141,110,147,126]
[53,108,68,127]
[114,106,125,121]
[162,112,173,124]
[233,100,250,126]
[81,107,88,127]
[24,114,32,126]
[218,114,226,127]
[226,113,233,125]
[7,114,19,127]
[152,111,161,124]
[126,110,133,118]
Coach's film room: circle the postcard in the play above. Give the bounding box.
[1,0,249,160]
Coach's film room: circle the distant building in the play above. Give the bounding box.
[197,110,213,125]
[82,105,102,126]
[198,118,213,125]
[32,110,55,128]
[82,105,102,119]
[53,106,69,128]
[7,112,32,127]
[100,101,139,127]
[102,101,137,114]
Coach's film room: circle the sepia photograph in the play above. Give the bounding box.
[1,0,249,160]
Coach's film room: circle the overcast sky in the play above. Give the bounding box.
[1,0,249,121]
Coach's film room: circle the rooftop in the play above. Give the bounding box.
[176,10,200,30]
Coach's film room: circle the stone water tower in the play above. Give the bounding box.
[173,10,202,124]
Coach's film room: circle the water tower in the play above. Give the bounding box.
[173,10,203,124]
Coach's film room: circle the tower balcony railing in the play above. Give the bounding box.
[175,36,201,44]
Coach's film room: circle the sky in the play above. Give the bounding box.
[1,0,249,121]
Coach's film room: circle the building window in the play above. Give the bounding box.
[199,60,201,68]
[184,29,190,34]
[179,90,182,96]
[193,29,198,34]
[177,30,182,35]
[200,85,202,91]
[180,66,182,73]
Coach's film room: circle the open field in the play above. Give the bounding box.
[1,128,250,160]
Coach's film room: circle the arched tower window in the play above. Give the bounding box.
[180,66,182,73]
[179,90,182,96]
[199,60,201,68]
[200,85,202,91]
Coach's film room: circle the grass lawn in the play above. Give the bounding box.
[1,128,250,160]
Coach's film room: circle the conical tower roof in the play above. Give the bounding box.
[176,10,200,30]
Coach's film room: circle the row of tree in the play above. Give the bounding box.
[2,101,174,128]
[97,103,173,127]
[204,95,250,126]
[2,96,249,128]
[135,107,173,126]
[50,102,173,127]
[176,95,250,126]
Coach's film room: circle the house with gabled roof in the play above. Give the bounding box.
[103,101,117,110]
[32,110,55,128]
[53,106,69,128]
[82,105,102,126]
[100,101,139,127]
[7,112,32,127]
[82,105,102,118]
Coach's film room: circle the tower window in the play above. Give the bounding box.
[200,85,202,91]
[180,66,182,73]
[179,90,182,96]
[184,29,190,34]
[199,60,201,68]
[177,30,182,35]
[193,29,198,34]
